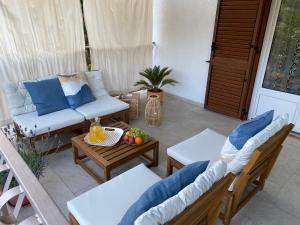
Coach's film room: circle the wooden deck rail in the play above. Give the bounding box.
[0,131,69,225]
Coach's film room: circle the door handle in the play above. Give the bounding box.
[206,60,211,63]
[250,44,262,54]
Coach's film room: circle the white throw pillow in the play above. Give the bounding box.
[3,75,57,116]
[227,113,289,175]
[85,70,108,98]
[220,138,239,162]
[134,160,227,225]
[3,82,35,116]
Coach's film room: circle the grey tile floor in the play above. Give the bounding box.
[33,94,300,224]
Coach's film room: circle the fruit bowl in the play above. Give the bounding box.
[122,128,149,145]
[122,137,150,145]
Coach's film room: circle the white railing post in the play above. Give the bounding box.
[0,131,69,225]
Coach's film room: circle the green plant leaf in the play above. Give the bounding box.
[0,150,47,189]
[137,65,177,91]
[158,67,172,87]
[134,80,152,88]
[160,78,179,88]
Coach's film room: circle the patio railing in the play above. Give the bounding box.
[0,131,69,225]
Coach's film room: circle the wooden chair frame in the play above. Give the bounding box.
[69,173,234,225]
[14,108,130,155]
[167,123,294,225]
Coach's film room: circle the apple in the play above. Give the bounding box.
[128,136,135,144]
[123,135,129,142]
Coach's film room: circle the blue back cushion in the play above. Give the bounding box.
[58,74,96,109]
[229,110,274,150]
[119,160,209,225]
[66,84,96,109]
[24,78,69,116]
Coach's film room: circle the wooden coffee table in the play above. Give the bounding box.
[71,121,159,183]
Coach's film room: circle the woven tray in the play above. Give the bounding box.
[84,127,124,147]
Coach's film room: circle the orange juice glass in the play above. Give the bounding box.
[89,125,97,143]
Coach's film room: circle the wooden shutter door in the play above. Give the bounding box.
[205,0,272,119]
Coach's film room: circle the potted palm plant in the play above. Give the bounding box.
[135,65,178,102]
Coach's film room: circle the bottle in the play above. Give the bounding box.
[89,121,97,143]
[95,117,106,141]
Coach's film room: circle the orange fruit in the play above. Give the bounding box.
[135,137,143,145]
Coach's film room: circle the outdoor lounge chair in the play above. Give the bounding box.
[167,123,294,225]
[68,163,233,225]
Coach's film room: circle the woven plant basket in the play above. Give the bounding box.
[120,93,140,119]
[145,95,161,126]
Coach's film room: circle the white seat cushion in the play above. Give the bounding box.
[75,95,129,120]
[167,128,227,165]
[13,109,85,137]
[67,164,161,225]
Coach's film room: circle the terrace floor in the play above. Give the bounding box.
[22,94,300,225]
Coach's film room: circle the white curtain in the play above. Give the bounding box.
[83,0,153,93]
[0,0,87,124]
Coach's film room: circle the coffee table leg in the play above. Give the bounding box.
[104,168,111,181]
[72,144,79,164]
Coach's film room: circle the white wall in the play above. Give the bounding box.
[153,0,218,104]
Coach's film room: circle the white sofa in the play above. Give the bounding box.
[68,161,228,225]
[167,114,290,192]
[3,71,129,137]
[168,114,289,173]
[166,115,292,225]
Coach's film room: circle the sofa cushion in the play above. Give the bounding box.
[58,73,96,109]
[227,113,289,174]
[228,110,274,150]
[167,128,227,166]
[2,75,57,116]
[13,108,85,137]
[220,137,241,162]
[119,161,209,225]
[221,110,274,161]
[67,164,161,225]
[3,82,36,116]
[135,160,227,225]
[23,78,69,116]
[85,70,108,98]
[75,95,129,120]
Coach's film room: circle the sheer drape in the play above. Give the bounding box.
[83,0,153,93]
[0,0,86,124]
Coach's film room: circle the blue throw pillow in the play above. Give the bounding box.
[229,110,274,150]
[119,160,209,225]
[58,73,96,109]
[24,78,69,116]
